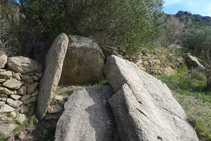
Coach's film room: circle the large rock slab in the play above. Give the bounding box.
[7,56,42,74]
[36,33,69,119]
[60,35,105,85]
[55,85,116,141]
[104,55,198,141]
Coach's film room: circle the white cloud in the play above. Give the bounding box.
[164,0,181,6]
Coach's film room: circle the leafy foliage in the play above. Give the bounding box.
[19,0,164,54]
[0,0,22,55]
[182,27,211,60]
[160,65,207,97]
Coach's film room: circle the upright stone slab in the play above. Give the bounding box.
[104,55,199,141]
[60,35,105,85]
[55,85,116,141]
[36,33,69,119]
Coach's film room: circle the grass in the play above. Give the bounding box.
[160,65,211,140]
[14,115,38,133]
[173,92,211,140]
[0,132,6,141]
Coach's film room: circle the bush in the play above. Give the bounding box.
[160,65,207,95]
[0,0,22,56]
[182,27,211,60]
[19,0,163,54]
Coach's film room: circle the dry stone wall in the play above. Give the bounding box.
[0,55,42,135]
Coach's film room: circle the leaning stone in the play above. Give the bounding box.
[55,85,116,141]
[27,82,38,94]
[0,87,15,95]
[18,85,27,95]
[37,33,69,120]
[10,95,21,100]
[60,35,105,85]
[20,105,29,114]
[7,56,42,74]
[16,114,27,124]
[186,53,205,70]
[0,71,12,79]
[7,98,22,108]
[0,123,18,136]
[0,104,15,112]
[21,75,34,84]
[3,78,23,90]
[48,105,63,114]
[0,54,7,69]
[104,55,199,141]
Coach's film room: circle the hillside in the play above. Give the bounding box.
[165,11,211,30]
[0,1,211,141]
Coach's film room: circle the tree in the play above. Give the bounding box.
[162,15,185,47]
[0,0,21,55]
[19,0,164,54]
[182,27,211,90]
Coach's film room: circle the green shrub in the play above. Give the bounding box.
[191,117,211,140]
[0,132,6,140]
[0,0,22,55]
[19,0,163,54]
[182,27,211,60]
[160,65,207,95]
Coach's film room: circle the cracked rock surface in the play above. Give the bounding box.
[105,55,199,141]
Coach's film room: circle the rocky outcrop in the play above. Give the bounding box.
[7,56,42,74]
[104,55,198,141]
[36,33,69,120]
[55,85,116,141]
[0,55,42,136]
[185,53,205,71]
[136,48,183,75]
[60,35,105,85]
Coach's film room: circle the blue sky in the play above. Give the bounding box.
[163,0,211,16]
